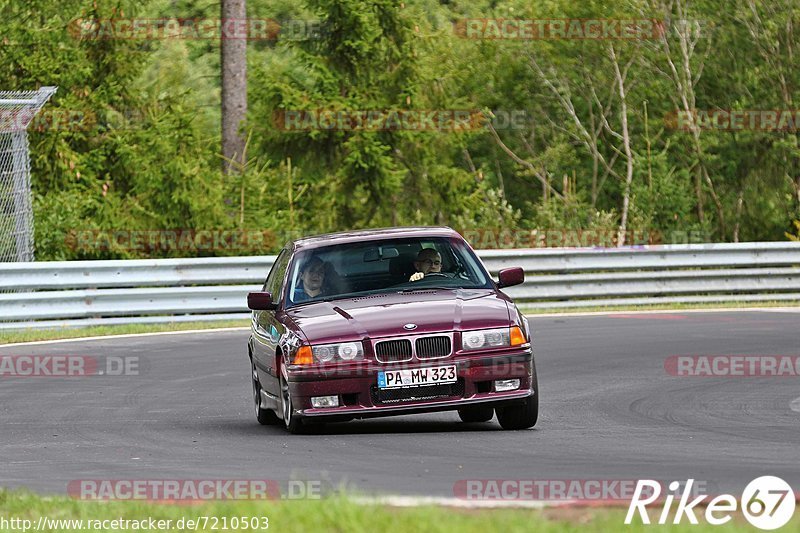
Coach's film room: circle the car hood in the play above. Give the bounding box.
[284,289,511,344]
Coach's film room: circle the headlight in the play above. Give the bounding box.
[463,330,487,349]
[314,345,336,363]
[337,342,360,361]
[311,342,364,363]
[461,327,526,351]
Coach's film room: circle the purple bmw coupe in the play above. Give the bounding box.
[247,227,537,433]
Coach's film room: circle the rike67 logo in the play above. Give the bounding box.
[626,477,796,530]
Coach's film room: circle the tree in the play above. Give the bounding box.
[221,0,247,174]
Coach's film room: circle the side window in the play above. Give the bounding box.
[263,249,290,303]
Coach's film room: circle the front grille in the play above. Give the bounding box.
[374,339,413,363]
[371,379,465,404]
[415,336,452,359]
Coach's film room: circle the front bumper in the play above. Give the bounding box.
[286,349,534,419]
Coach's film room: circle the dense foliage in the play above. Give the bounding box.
[2,0,799,259]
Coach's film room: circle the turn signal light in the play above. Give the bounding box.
[293,346,313,365]
[509,326,526,346]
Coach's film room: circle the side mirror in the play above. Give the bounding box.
[248,292,277,311]
[497,267,524,289]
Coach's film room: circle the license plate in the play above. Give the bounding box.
[377,365,457,389]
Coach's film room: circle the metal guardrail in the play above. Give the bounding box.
[0,257,269,291]
[1,242,799,330]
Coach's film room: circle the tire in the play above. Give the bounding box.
[252,358,279,425]
[458,405,494,423]
[279,367,307,434]
[496,359,539,430]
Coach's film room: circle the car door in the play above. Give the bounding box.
[251,248,290,396]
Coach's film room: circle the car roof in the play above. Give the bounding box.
[288,226,462,252]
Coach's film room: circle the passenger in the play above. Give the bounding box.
[294,256,326,302]
[409,248,442,281]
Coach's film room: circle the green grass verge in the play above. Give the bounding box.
[1,490,795,533]
[0,320,250,345]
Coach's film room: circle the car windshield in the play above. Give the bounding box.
[285,236,493,307]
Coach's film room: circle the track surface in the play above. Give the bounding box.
[2,311,799,498]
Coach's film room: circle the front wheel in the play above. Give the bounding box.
[496,360,539,430]
[279,367,307,434]
[496,395,538,430]
[458,405,494,423]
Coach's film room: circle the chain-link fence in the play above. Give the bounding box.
[0,87,57,262]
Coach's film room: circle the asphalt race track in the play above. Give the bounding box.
[2,310,799,499]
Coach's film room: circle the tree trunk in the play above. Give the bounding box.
[610,46,634,247]
[221,0,247,174]
[733,188,744,243]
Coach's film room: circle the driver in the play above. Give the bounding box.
[294,256,326,302]
[409,248,442,281]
